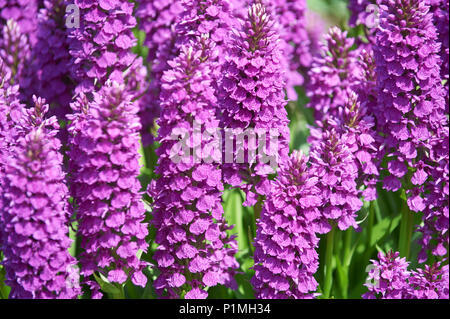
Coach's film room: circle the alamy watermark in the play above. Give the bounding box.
[65,4,80,29]
[168,120,282,173]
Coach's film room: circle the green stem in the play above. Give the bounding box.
[323,226,336,299]
[363,202,375,263]
[398,191,414,259]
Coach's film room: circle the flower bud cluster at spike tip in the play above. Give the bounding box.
[251,151,321,299]
[20,0,74,121]
[0,0,38,45]
[67,0,138,93]
[306,27,364,121]
[0,19,31,84]
[308,117,363,232]
[67,82,149,298]
[149,40,239,299]
[374,0,448,255]
[1,98,81,299]
[363,251,412,299]
[220,2,290,207]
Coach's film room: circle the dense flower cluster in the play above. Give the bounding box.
[338,91,381,201]
[149,37,239,299]
[363,251,449,299]
[67,82,149,298]
[428,0,449,111]
[409,262,449,299]
[220,3,290,207]
[363,251,412,299]
[307,27,364,120]
[1,98,80,299]
[308,118,363,232]
[252,151,321,299]
[67,0,138,93]
[374,0,448,259]
[21,0,73,120]
[0,0,38,44]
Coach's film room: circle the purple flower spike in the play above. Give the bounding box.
[252,151,321,299]
[308,117,363,232]
[306,27,364,121]
[68,0,138,93]
[1,97,80,299]
[220,2,290,207]
[374,0,449,259]
[149,38,238,299]
[67,82,149,298]
[21,0,74,121]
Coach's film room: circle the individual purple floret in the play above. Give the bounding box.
[1,97,80,299]
[21,0,74,121]
[362,251,411,299]
[0,0,38,44]
[374,0,448,258]
[67,82,149,298]
[306,27,364,121]
[252,151,321,299]
[149,37,239,299]
[220,2,290,207]
[0,19,31,84]
[67,0,138,93]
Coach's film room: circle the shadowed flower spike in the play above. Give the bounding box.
[348,0,378,44]
[306,27,364,121]
[149,37,238,299]
[0,19,31,84]
[135,0,183,146]
[20,0,74,121]
[427,0,449,112]
[0,0,38,44]
[1,97,80,299]
[220,2,290,207]
[252,151,321,299]
[374,0,449,259]
[137,0,235,146]
[67,0,138,93]
[136,0,183,63]
[67,82,149,298]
